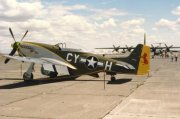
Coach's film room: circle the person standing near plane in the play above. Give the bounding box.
[174,53,178,62]
[165,50,168,58]
[170,52,174,62]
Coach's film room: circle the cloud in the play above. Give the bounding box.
[0,0,44,22]
[47,4,87,15]
[113,18,146,45]
[90,8,127,20]
[172,6,180,15]
[120,18,145,29]
[131,27,145,34]
[153,6,180,44]
[92,8,127,17]
[100,18,117,28]
[120,18,145,36]
[155,18,180,31]
[154,6,180,33]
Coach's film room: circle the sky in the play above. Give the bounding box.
[0,0,180,53]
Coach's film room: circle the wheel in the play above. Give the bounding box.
[23,72,33,82]
[111,76,116,82]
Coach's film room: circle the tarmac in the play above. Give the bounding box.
[0,57,180,119]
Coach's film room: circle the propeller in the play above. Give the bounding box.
[4,28,28,64]
[165,44,173,52]
[112,45,120,53]
[151,44,156,52]
[125,45,133,52]
[151,44,164,55]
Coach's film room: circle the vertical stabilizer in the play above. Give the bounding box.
[137,45,150,75]
[144,33,146,45]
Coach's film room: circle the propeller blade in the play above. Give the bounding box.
[20,30,28,41]
[4,48,17,64]
[151,44,154,48]
[4,58,10,64]
[9,28,16,42]
[113,45,116,49]
[9,48,16,56]
[165,44,168,48]
[170,45,173,48]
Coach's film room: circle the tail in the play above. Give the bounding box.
[136,44,150,75]
[114,44,150,75]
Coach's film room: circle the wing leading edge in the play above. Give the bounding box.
[3,55,77,70]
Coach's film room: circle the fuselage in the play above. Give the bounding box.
[17,41,135,76]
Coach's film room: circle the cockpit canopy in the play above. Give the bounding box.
[55,42,87,52]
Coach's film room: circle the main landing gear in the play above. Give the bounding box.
[111,75,116,82]
[41,65,58,78]
[106,72,117,82]
[23,63,34,82]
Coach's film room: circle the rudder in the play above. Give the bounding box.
[136,45,150,75]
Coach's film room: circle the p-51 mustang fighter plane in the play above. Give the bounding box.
[3,28,150,82]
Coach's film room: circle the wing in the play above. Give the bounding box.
[3,55,76,70]
[95,47,115,49]
[95,47,135,49]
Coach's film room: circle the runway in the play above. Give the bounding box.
[0,58,180,119]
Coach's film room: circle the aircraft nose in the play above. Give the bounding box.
[11,42,21,49]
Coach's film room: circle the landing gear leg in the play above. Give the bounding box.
[111,75,116,82]
[41,65,58,78]
[23,63,34,82]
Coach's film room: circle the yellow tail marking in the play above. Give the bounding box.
[137,45,150,75]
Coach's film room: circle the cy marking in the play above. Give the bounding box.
[66,53,79,63]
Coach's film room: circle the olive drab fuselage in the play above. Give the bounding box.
[17,41,138,76]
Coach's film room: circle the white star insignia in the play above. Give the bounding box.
[87,57,97,68]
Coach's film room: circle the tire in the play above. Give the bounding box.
[23,72,33,82]
[111,76,116,82]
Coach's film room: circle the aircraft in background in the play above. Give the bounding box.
[161,44,180,52]
[95,33,180,58]
[2,28,150,82]
[95,44,134,53]
[150,43,180,58]
[150,44,163,58]
[95,33,147,54]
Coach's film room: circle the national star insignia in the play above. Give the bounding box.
[86,56,98,69]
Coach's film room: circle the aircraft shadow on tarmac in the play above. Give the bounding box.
[0,78,132,89]
[0,78,75,89]
[107,78,132,85]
